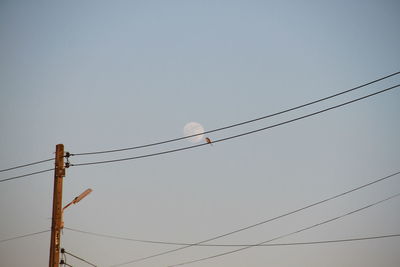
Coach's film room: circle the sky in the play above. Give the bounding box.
[0,0,400,266]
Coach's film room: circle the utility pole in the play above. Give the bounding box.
[49,144,65,267]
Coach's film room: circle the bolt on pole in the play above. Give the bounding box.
[49,144,65,267]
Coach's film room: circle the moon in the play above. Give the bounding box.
[183,122,205,143]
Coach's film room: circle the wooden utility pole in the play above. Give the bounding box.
[49,144,65,267]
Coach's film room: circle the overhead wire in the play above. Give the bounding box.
[62,249,97,267]
[0,168,54,183]
[64,227,400,247]
[105,170,400,265]
[1,72,399,176]
[0,157,54,173]
[65,170,400,246]
[1,72,398,172]
[168,193,400,267]
[70,83,400,167]
[0,72,396,264]
[251,234,400,247]
[60,250,71,267]
[71,71,400,157]
[0,230,50,243]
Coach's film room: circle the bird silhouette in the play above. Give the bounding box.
[205,137,213,146]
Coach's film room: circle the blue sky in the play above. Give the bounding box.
[1,1,399,266]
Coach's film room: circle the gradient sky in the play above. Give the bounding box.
[1,1,399,266]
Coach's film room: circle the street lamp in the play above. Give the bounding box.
[61,188,92,229]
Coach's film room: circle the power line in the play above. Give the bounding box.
[60,251,74,267]
[0,168,54,183]
[252,234,400,247]
[64,227,179,245]
[71,226,400,248]
[64,170,400,246]
[0,157,54,173]
[71,71,400,157]
[71,84,400,167]
[168,193,400,267]
[60,251,73,267]
[0,230,50,243]
[62,248,97,267]
[1,72,398,175]
[63,228,400,247]
[107,170,400,266]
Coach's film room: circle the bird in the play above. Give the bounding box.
[205,137,213,146]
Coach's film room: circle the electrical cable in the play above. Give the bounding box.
[250,234,400,247]
[61,254,73,267]
[64,227,400,247]
[105,170,400,266]
[64,170,400,246]
[0,72,398,176]
[0,168,54,183]
[71,71,400,157]
[168,192,400,267]
[60,250,70,267]
[0,157,54,173]
[0,230,50,243]
[71,84,400,167]
[62,249,97,267]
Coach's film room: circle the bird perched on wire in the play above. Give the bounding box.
[205,137,213,146]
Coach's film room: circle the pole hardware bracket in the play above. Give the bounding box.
[65,152,71,169]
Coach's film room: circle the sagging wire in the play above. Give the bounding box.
[60,248,73,267]
[61,248,97,267]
